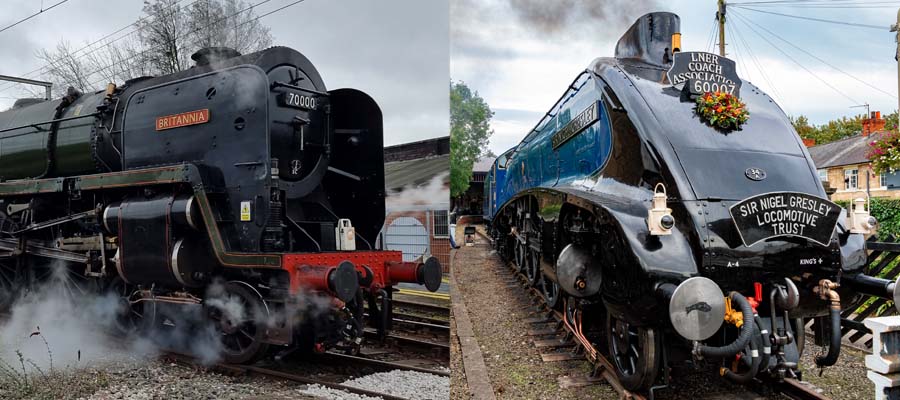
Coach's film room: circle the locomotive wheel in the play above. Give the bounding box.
[524,248,540,287]
[106,278,155,334]
[514,240,526,272]
[606,314,660,391]
[539,273,560,308]
[0,263,18,312]
[207,282,270,364]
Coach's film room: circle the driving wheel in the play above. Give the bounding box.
[540,273,560,308]
[207,282,270,364]
[524,247,540,287]
[514,239,525,273]
[0,262,18,312]
[606,313,660,392]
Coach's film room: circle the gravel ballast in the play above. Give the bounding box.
[301,370,449,400]
[452,225,874,399]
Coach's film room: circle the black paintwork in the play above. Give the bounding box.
[493,12,868,326]
[0,45,388,273]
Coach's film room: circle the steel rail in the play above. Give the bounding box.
[319,351,450,377]
[498,255,647,400]
[165,353,414,400]
[490,228,829,400]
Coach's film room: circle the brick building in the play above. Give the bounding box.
[380,137,451,271]
[807,111,899,202]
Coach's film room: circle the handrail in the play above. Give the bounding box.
[0,112,100,137]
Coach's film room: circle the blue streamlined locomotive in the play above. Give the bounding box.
[484,12,897,391]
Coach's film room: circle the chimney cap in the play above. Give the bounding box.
[191,47,241,66]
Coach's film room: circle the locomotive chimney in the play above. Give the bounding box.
[191,47,242,67]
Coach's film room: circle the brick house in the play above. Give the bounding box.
[807,111,899,202]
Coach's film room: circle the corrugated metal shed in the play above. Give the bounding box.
[808,132,884,169]
[384,154,449,191]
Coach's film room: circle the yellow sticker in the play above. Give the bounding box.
[240,201,252,221]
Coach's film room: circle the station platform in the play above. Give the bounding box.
[394,275,450,305]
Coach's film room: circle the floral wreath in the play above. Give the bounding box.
[695,91,749,131]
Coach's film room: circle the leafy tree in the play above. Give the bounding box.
[791,114,863,145]
[450,81,493,197]
[789,115,816,139]
[35,0,272,97]
[790,111,900,146]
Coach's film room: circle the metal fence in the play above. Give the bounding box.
[826,236,900,349]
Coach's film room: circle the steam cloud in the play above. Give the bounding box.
[506,0,663,35]
[386,172,450,212]
[0,266,229,370]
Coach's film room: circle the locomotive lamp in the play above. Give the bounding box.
[648,183,674,236]
[671,32,682,53]
[849,196,877,235]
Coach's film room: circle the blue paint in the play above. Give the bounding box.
[484,71,612,221]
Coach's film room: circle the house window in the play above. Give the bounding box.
[817,169,827,182]
[845,168,858,190]
[433,209,449,238]
[881,173,888,188]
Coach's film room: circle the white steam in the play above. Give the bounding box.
[386,172,450,212]
[0,264,137,370]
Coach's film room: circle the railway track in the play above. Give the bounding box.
[166,353,410,400]
[487,231,831,400]
[391,298,450,316]
[166,347,448,400]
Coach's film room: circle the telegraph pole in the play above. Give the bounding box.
[0,75,51,100]
[718,0,727,56]
[894,9,900,117]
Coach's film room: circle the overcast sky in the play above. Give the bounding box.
[452,0,900,155]
[0,0,449,146]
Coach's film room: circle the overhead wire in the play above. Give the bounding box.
[0,0,70,34]
[729,11,790,108]
[0,0,199,93]
[706,16,719,53]
[730,0,900,5]
[732,9,897,99]
[729,5,888,29]
[83,0,302,89]
[730,10,861,104]
[729,1,900,8]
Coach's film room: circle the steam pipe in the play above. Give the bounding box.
[655,282,677,302]
[842,273,894,298]
[695,292,754,359]
[722,320,761,384]
[813,279,842,367]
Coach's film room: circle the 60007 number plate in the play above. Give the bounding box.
[729,192,840,247]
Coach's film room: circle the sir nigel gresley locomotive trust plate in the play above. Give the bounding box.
[729,192,841,247]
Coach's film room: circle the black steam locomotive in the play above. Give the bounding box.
[484,12,898,391]
[0,46,441,363]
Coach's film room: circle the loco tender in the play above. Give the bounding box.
[0,46,441,363]
[484,12,898,391]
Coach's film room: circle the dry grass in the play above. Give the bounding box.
[0,332,112,400]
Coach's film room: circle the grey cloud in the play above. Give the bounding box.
[0,0,447,145]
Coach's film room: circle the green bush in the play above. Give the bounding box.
[835,197,900,239]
